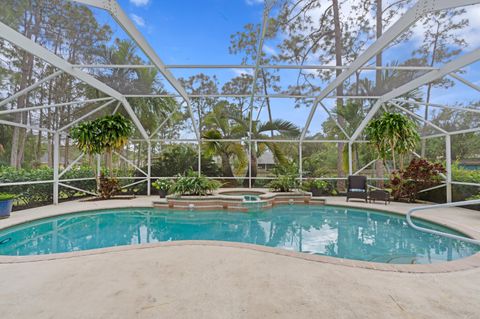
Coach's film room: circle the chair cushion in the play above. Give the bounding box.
[349,188,366,192]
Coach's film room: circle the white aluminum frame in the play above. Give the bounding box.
[0,0,479,205]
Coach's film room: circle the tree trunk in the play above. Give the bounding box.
[220,153,234,178]
[421,22,441,157]
[243,151,258,188]
[332,0,345,190]
[260,69,274,137]
[374,0,385,188]
[10,50,34,168]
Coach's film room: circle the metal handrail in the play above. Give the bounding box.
[406,199,480,245]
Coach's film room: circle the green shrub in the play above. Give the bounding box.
[0,165,96,208]
[0,193,16,201]
[302,179,336,195]
[170,171,221,196]
[390,158,445,203]
[152,179,172,191]
[0,166,53,206]
[268,162,299,192]
[60,166,96,198]
[98,174,120,199]
[268,175,298,192]
[147,144,221,178]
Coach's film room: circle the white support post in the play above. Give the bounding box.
[0,97,113,116]
[248,139,252,189]
[449,73,480,92]
[392,98,480,115]
[53,132,59,205]
[319,101,350,139]
[0,119,55,133]
[59,153,84,178]
[198,143,202,177]
[112,101,121,114]
[74,63,440,71]
[348,142,353,175]
[97,154,101,179]
[446,135,452,203]
[299,143,303,185]
[147,142,151,196]
[246,6,270,188]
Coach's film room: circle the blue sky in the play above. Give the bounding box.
[112,0,480,136]
[118,0,264,65]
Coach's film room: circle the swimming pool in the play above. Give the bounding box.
[0,205,478,264]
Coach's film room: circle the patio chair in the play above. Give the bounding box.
[346,175,368,203]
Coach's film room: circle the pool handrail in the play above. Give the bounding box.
[406,199,480,245]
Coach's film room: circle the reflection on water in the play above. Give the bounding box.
[0,205,478,264]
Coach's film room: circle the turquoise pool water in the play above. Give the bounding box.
[0,205,478,264]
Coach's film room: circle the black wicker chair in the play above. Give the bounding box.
[346,175,368,203]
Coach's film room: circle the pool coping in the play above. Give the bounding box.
[0,195,479,273]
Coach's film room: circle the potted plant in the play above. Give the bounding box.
[70,114,133,199]
[267,162,299,192]
[170,171,221,196]
[152,179,172,198]
[303,179,332,196]
[268,175,298,192]
[0,193,16,218]
[365,112,419,170]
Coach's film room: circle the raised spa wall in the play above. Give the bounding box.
[153,190,325,212]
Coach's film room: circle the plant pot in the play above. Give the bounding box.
[158,190,167,198]
[0,199,13,219]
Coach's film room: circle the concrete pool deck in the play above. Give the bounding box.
[1,195,480,318]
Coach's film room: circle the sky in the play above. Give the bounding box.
[111,0,480,136]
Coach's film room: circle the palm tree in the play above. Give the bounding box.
[202,101,300,186]
[232,117,300,187]
[202,101,247,179]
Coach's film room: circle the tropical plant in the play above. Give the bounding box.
[149,144,221,178]
[202,102,300,186]
[98,173,121,200]
[70,114,133,199]
[302,179,336,196]
[268,175,298,192]
[95,114,134,176]
[365,112,420,170]
[152,179,172,192]
[170,171,221,196]
[202,101,248,179]
[268,162,299,192]
[390,158,445,202]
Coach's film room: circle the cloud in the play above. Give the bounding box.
[263,44,277,56]
[129,0,150,7]
[130,13,145,27]
[245,0,263,6]
[458,5,480,49]
[408,5,480,51]
[231,68,254,76]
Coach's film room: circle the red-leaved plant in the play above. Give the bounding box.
[390,158,445,203]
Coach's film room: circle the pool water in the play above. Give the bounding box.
[0,205,478,264]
